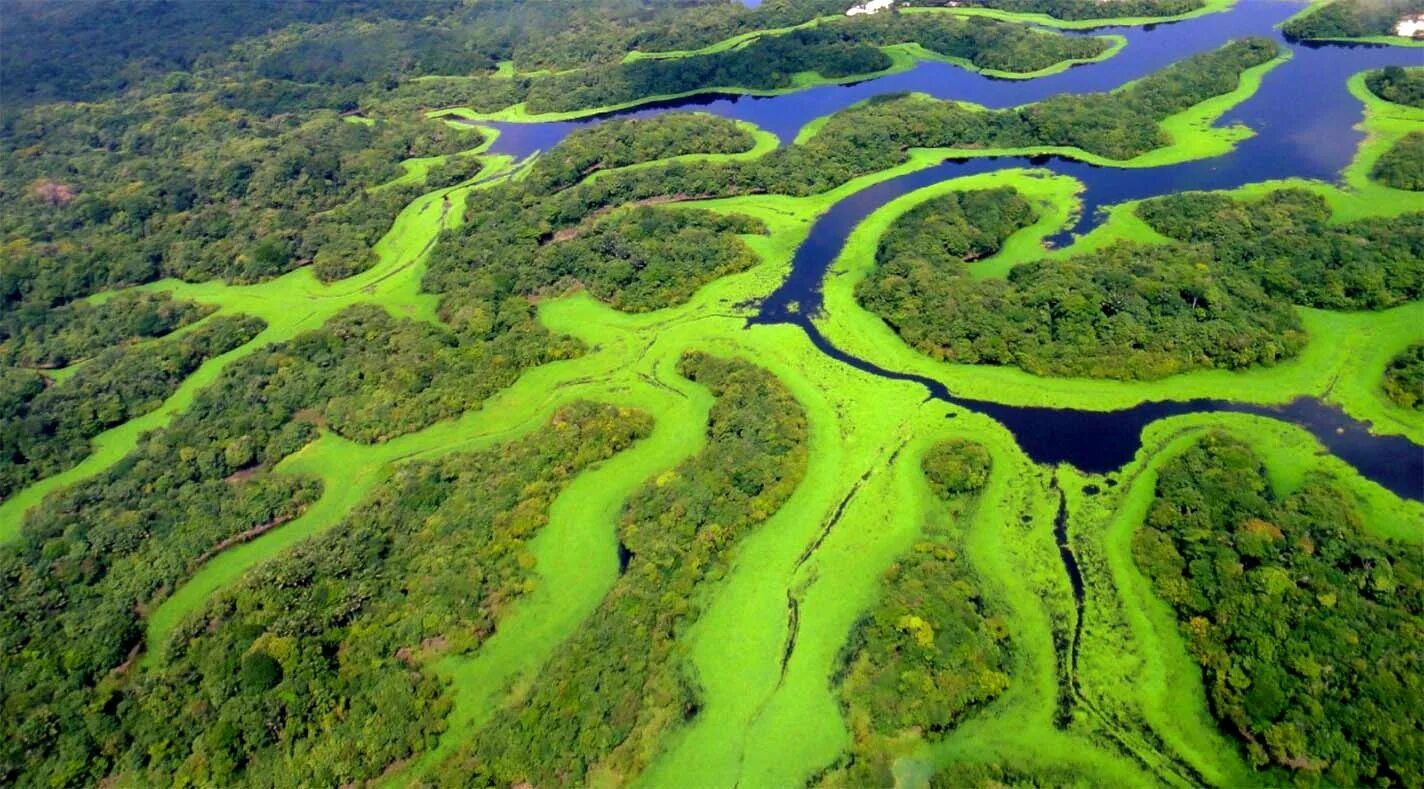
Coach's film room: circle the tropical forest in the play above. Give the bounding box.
[0,0,1421,786]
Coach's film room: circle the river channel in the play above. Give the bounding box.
[477,1,1424,498]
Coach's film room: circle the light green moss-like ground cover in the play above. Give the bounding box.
[904,0,1237,30]
[1280,0,1424,47]
[1068,413,1423,788]
[5,43,1420,788]
[815,135,1424,441]
[429,21,1128,125]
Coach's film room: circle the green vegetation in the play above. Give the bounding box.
[437,352,809,785]
[1132,432,1423,785]
[1,292,212,368]
[404,12,1117,118]
[910,0,1203,20]
[1,2,1420,787]
[1282,0,1424,44]
[523,113,761,194]
[0,314,263,498]
[111,403,649,786]
[1367,65,1424,108]
[1,100,486,307]
[0,0,445,105]
[1373,131,1424,190]
[858,186,1422,380]
[832,439,1008,784]
[1383,342,1424,409]
[433,38,1281,266]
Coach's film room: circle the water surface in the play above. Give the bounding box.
[475,1,1424,497]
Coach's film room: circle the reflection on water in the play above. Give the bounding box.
[469,1,1424,496]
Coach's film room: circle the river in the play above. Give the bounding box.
[476,0,1424,499]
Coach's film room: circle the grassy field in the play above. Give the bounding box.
[810,69,1424,445]
[429,21,1127,124]
[5,35,1421,787]
[905,0,1238,30]
[1279,0,1424,47]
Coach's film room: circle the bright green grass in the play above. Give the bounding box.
[5,50,1421,789]
[1279,0,1424,47]
[368,122,496,192]
[621,18,826,63]
[0,148,521,544]
[428,23,1127,125]
[1069,413,1423,788]
[904,0,1236,30]
[582,118,782,184]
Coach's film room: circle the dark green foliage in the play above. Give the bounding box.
[429,196,767,322]
[1,100,484,308]
[1372,131,1424,191]
[907,0,1202,20]
[421,114,773,341]
[923,439,994,496]
[545,207,766,310]
[100,402,650,786]
[832,439,1006,784]
[1383,342,1424,410]
[1137,189,1424,310]
[178,305,571,446]
[929,760,1094,787]
[874,188,1039,265]
[0,302,577,784]
[440,38,1276,243]
[858,188,1307,379]
[441,352,809,785]
[237,651,282,693]
[524,113,758,195]
[513,1,848,71]
[1283,0,1424,40]
[1367,66,1424,108]
[397,12,1111,115]
[0,292,213,368]
[255,22,484,84]
[1,465,319,787]
[1132,433,1424,785]
[0,314,264,499]
[0,0,456,105]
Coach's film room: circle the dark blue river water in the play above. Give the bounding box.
[472,1,1424,498]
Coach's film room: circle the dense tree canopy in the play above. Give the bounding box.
[1282,0,1424,40]
[1133,433,1424,785]
[1373,131,1424,191]
[0,0,459,105]
[906,0,1203,20]
[440,352,810,785]
[860,187,1422,380]
[832,439,1007,784]
[2,0,1418,784]
[1,100,485,311]
[1367,65,1424,109]
[0,299,592,783]
[1383,342,1424,410]
[396,11,1114,116]
[118,402,649,786]
[522,113,759,195]
[1,292,212,368]
[0,314,263,499]
[1136,189,1424,310]
[857,187,1310,379]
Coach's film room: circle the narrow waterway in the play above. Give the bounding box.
[472,1,1424,499]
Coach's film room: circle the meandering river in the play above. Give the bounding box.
[478,1,1424,499]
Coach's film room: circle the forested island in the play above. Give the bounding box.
[1,0,1421,787]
